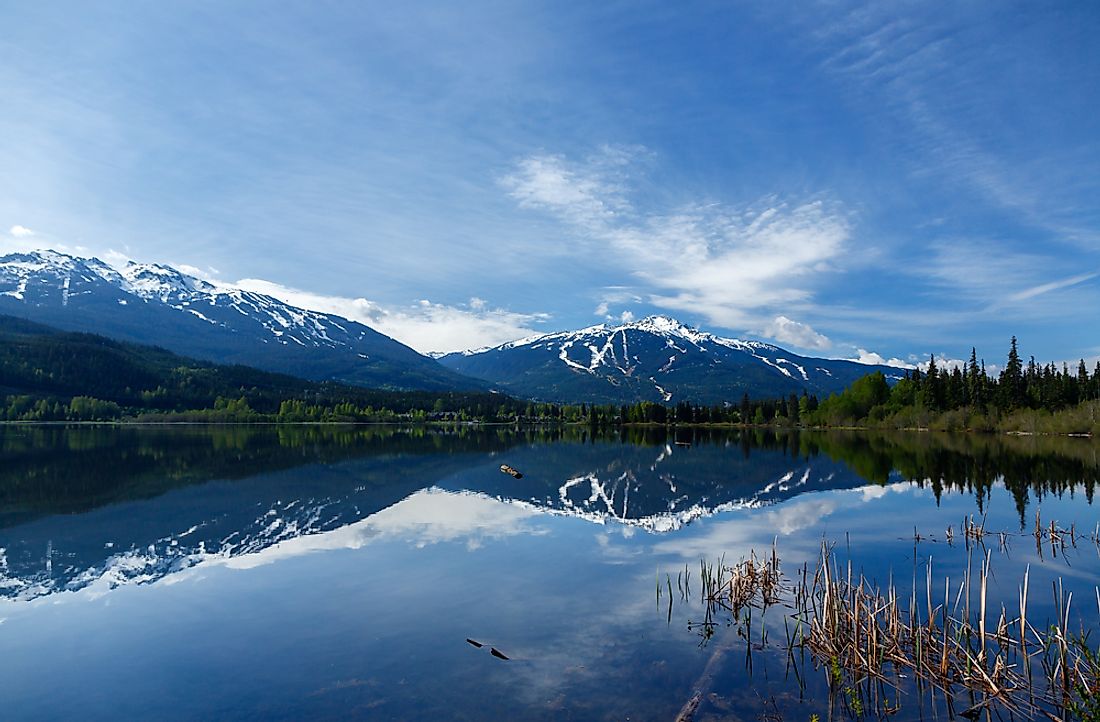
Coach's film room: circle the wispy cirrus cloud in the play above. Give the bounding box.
[921,240,1100,313]
[796,2,1100,249]
[1005,271,1099,305]
[502,146,848,349]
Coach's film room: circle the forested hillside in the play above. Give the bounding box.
[0,314,521,421]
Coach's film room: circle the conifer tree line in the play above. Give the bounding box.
[803,336,1100,432]
[904,337,1100,412]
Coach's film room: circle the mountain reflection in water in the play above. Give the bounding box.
[0,425,1096,602]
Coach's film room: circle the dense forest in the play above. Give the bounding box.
[2,315,1097,435]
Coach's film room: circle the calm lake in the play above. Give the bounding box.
[1,425,1097,720]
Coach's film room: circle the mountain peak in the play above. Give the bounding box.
[437,314,901,404]
[4,248,108,272]
[0,249,125,289]
[120,261,215,300]
[619,314,698,336]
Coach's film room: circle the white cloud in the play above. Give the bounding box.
[174,263,221,281]
[920,241,1100,319]
[192,489,545,573]
[502,146,639,229]
[504,147,850,333]
[917,354,967,372]
[1,226,47,255]
[802,4,1098,248]
[234,278,546,354]
[761,315,832,350]
[652,481,922,561]
[1006,271,1099,304]
[851,348,914,368]
[593,287,643,320]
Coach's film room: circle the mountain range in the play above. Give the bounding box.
[436,315,903,404]
[0,250,898,403]
[0,250,478,391]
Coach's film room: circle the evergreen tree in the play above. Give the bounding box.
[1000,336,1025,409]
[966,347,982,406]
[923,355,944,410]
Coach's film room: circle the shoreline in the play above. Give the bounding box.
[0,418,1093,439]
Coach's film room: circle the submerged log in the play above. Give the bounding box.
[673,630,736,722]
[499,464,523,479]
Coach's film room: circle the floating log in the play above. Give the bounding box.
[499,464,523,479]
[466,638,483,648]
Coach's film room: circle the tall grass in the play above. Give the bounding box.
[667,540,1100,719]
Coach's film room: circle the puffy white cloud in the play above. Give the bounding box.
[216,489,545,570]
[917,354,967,372]
[762,315,831,350]
[851,348,914,368]
[1,225,45,255]
[174,263,221,281]
[593,287,643,320]
[234,278,547,354]
[652,481,922,561]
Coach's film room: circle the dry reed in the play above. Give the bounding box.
[673,540,1100,720]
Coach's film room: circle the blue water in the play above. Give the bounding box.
[0,426,1096,720]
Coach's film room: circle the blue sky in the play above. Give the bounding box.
[1,1,1098,363]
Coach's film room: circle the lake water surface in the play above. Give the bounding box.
[1,425,1097,720]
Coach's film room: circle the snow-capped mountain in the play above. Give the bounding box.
[437,315,903,403]
[0,430,871,602]
[0,250,480,391]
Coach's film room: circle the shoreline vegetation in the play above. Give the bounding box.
[2,396,1096,437]
[2,325,1097,436]
[795,336,1100,437]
